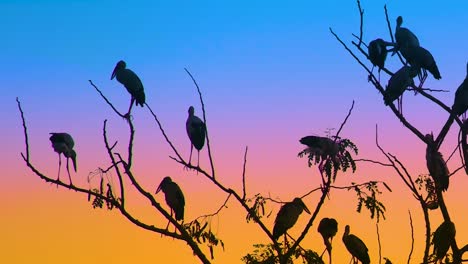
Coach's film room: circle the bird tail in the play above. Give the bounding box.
[430,63,442,80]
[175,207,184,221]
[134,89,146,107]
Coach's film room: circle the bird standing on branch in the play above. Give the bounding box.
[432,221,456,263]
[110,60,146,118]
[156,176,185,221]
[401,45,441,85]
[49,132,77,186]
[272,198,310,241]
[318,217,338,263]
[368,38,394,81]
[186,106,206,167]
[342,225,370,264]
[425,133,449,192]
[384,65,417,114]
[393,16,420,58]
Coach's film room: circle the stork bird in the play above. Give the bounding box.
[383,65,417,114]
[318,217,338,263]
[425,133,449,192]
[49,132,77,185]
[368,39,393,81]
[272,198,311,241]
[300,135,339,159]
[452,63,468,118]
[186,106,206,167]
[110,60,146,117]
[342,225,370,264]
[393,16,420,58]
[401,45,441,86]
[432,221,456,263]
[156,176,185,221]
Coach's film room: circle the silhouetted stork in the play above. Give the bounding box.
[452,63,468,118]
[300,135,339,159]
[186,106,206,167]
[272,198,310,241]
[393,16,419,58]
[156,176,185,221]
[49,132,77,185]
[432,221,455,263]
[110,60,146,117]
[425,133,449,192]
[368,39,393,80]
[401,45,441,86]
[318,217,338,263]
[384,65,417,114]
[342,225,370,264]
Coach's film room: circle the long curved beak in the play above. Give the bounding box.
[155,183,163,194]
[303,203,311,214]
[71,155,77,172]
[111,66,118,80]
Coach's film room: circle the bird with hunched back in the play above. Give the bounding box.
[50,132,77,185]
[272,198,310,241]
[452,62,468,117]
[156,176,185,221]
[394,16,420,58]
[401,44,441,82]
[342,225,370,264]
[384,65,417,114]
[368,39,394,80]
[186,106,206,167]
[425,133,449,192]
[318,217,338,263]
[432,221,456,262]
[110,60,146,117]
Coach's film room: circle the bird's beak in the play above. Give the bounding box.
[303,203,311,214]
[384,41,396,47]
[155,183,163,194]
[111,65,118,80]
[71,152,77,172]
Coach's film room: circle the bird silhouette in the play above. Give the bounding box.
[401,45,441,85]
[156,176,185,221]
[384,65,417,114]
[452,63,468,117]
[393,16,420,58]
[49,132,77,185]
[368,38,393,80]
[342,225,370,264]
[425,133,449,192]
[186,106,206,167]
[110,60,146,117]
[300,135,339,159]
[318,217,338,263]
[432,221,456,263]
[272,198,310,241]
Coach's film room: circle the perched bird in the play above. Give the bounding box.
[394,16,420,58]
[368,39,392,78]
[452,63,468,117]
[342,225,370,264]
[384,65,417,114]
[156,176,185,221]
[186,106,206,167]
[462,120,468,175]
[49,132,77,185]
[300,135,339,159]
[401,45,441,83]
[272,198,311,241]
[110,60,146,116]
[318,217,338,263]
[432,221,456,262]
[425,134,449,192]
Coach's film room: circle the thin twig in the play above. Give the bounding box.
[103,120,126,206]
[384,5,405,65]
[408,210,414,264]
[376,222,382,264]
[355,158,393,167]
[88,80,126,118]
[242,146,248,201]
[16,98,30,161]
[193,194,232,222]
[184,68,216,179]
[356,0,364,47]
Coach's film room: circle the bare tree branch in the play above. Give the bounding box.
[408,210,414,264]
[242,146,248,201]
[88,80,126,118]
[16,97,30,161]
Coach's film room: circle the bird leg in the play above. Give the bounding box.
[125,97,135,119]
[188,144,194,166]
[57,154,62,181]
[66,158,74,186]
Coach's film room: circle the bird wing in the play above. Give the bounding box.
[119,69,145,95]
[50,133,74,149]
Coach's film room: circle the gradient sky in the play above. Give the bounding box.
[2,0,468,263]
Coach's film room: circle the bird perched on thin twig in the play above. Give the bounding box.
[401,45,441,85]
[368,39,394,81]
[318,217,338,263]
[299,135,339,160]
[156,176,185,221]
[186,106,206,167]
[342,225,370,264]
[432,221,456,263]
[452,63,468,118]
[272,198,310,241]
[110,60,146,117]
[384,65,417,114]
[425,133,449,192]
[50,132,77,185]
